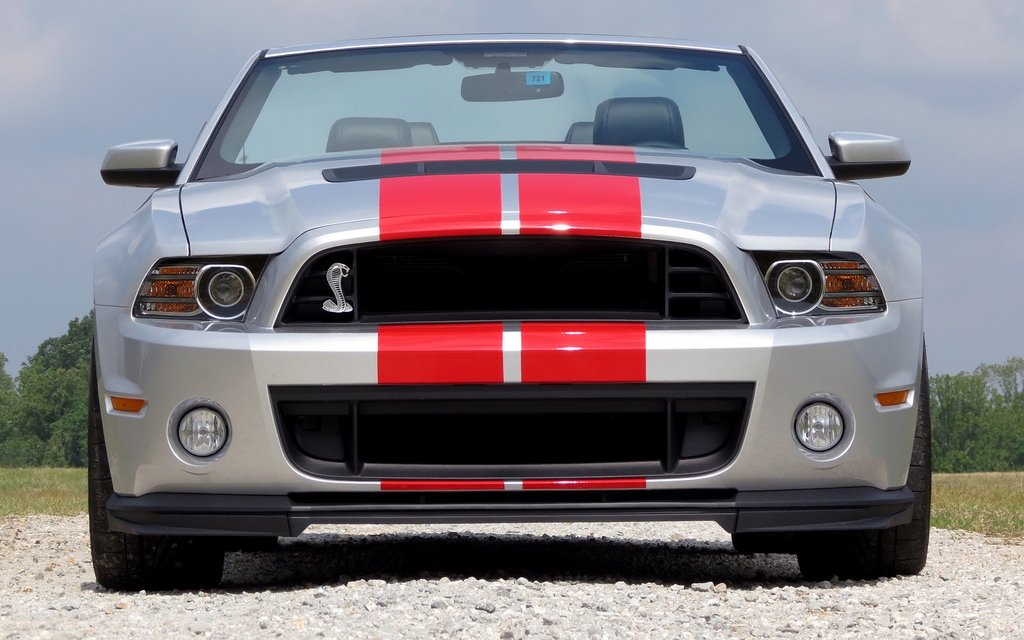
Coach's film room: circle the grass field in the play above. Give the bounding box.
[0,467,87,516]
[932,472,1024,540]
[1,469,1022,539]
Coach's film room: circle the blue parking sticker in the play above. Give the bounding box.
[526,71,551,86]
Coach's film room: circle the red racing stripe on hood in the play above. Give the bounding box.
[518,173,642,238]
[515,144,636,163]
[381,145,502,163]
[520,323,646,383]
[378,323,504,384]
[379,174,502,240]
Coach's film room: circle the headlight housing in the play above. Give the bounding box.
[754,252,885,316]
[134,256,267,320]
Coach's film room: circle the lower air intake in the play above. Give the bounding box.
[272,383,753,479]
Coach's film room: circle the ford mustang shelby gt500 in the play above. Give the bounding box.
[91,35,926,589]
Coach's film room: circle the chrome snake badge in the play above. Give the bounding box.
[322,263,353,313]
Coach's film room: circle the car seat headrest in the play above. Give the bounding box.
[408,122,440,146]
[592,97,685,148]
[564,121,594,144]
[326,117,414,152]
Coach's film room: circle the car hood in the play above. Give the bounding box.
[179,146,836,256]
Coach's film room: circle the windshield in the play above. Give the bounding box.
[195,44,816,180]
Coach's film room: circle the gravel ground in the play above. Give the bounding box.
[1,516,1022,639]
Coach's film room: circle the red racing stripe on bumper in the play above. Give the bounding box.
[379,479,648,491]
[518,173,642,238]
[377,324,504,384]
[515,144,636,163]
[381,480,505,491]
[520,323,647,383]
[379,174,502,241]
[521,478,648,490]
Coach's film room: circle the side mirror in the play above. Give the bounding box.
[100,139,183,187]
[827,132,910,180]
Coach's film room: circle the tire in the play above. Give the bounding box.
[89,352,225,590]
[795,345,931,581]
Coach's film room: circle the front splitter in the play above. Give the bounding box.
[106,486,914,537]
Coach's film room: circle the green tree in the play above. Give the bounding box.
[0,313,94,467]
[931,370,991,472]
[977,357,1024,469]
[931,357,1024,473]
[0,353,16,453]
[0,354,12,395]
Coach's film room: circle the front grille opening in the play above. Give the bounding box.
[281,250,356,324]
[668,271,723,294]
[273,384,751,479]
[357,238,664,322]
[358,399,666,467]
[279,238,744,325]
[666,248,741,321]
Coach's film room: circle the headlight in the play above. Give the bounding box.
[755,253,885,316]
[134,257,267,320]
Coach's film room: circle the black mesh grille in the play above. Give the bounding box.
[279,238,742,324]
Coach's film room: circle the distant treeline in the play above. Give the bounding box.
[0,313,93,467]
[1,314,1023,472]
[931,358,1024,472]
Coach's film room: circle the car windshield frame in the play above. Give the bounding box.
[192,42,819,181]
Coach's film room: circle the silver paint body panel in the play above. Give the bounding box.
[101,139,178,171]
[94,36,924,506]
[829,132,911,164]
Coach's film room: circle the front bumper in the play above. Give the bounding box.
[95,296,923,501]
[106,486,915,537]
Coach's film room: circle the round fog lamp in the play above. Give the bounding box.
[777,265,813,302]
[795,403,844,451]
[178,408,228,457]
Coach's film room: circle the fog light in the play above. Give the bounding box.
[795,403,844,451]
[178,407,228,457]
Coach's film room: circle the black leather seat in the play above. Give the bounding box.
[326,117,414,152]
[592,97,685,148]
[564,121,594,144]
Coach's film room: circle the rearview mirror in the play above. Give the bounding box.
[827,132,910,180]
[100,139,182,187]
[462,69,564,102]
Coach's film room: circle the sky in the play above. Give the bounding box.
[1,0,1022,376]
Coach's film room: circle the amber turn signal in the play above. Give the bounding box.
[875,389,910,407]
[110,396,147,413]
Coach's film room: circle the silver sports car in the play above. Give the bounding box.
[91,35,927,589]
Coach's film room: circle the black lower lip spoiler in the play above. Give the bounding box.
[106,486,913,538]
[322,159,696,183]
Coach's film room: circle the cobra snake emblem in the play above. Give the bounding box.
[322,263,353,313]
